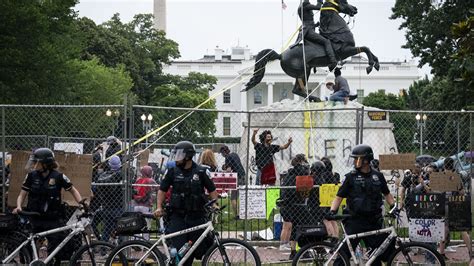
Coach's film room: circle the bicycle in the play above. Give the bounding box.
[292,206,446,265]
[0,199,115,266]
[106,199,262,265]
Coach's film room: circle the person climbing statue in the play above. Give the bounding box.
[293,0,337,71]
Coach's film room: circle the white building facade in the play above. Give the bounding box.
[163,47,420,138]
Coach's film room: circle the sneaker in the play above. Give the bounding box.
[279,243,291,251]
[445,246,456,253]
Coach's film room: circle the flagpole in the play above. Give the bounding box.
[281,1,284,48]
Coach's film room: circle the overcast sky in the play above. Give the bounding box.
[75,0,429,73]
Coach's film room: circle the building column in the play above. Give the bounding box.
[267,82,274,105]
[240,83,247,111]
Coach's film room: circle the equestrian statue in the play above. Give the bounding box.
[243,0,380,102]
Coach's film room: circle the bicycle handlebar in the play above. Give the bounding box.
[17,210,41,217]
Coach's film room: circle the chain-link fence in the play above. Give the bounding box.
[1,104,473,263]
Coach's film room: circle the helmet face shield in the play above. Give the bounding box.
[24,155,37,171]
[349,156,365,169]
[169,148,187,161]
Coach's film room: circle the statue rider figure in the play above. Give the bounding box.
[293,0,338,71]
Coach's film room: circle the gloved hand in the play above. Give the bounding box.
[325,210,337,221]
[389,204,400,216]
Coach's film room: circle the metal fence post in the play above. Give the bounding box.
[243,111,251,241]
[355,108,360,145]
[2,106,6,213]
[123,96,130,212]
[359,106,365,144]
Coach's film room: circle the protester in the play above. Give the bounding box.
[438,157,472,260]
[199,148,218,172]
[220,145,246,220]
[252,129,292,185]
[105,136,122,160]
[280,154,311,259]
[132,165,158,240]
[92,155,124,242]
[329,68,350,104]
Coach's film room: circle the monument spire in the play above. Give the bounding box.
[153,0,167,33]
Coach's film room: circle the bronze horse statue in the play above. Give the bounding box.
[243,0,380,102]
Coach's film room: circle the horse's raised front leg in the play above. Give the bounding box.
[340,46,376,74]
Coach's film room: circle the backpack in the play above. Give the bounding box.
[133,178,154,204]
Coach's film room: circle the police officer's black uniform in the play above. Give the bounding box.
[159,141,217,266]
[20,148,76,265]
[330,145,394,266]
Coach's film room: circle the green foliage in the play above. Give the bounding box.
[77,14,180,104]
[134,72,218,141]
[362,90,406,110]
[67,58,133,104]
[390,0,473,76]
[0,0,82,104]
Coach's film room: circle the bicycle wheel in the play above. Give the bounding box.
[202,238,261,266]
[292,242,350,266]
[0,236,32,264]
[69,241,114,266]
[105,240,165,266]
[388,242,445,266]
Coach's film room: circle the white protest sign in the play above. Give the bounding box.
[239,188,266,219]
[408,218,445,243]
[53,142,84,154]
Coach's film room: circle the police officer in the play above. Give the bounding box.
[326,144,396,266]
[153,141,218,266]
[13,148,83,266]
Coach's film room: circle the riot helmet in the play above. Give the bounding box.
[26,148,56,171]
[350,144,374,169]
[169,141,196,162]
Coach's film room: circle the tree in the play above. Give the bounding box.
[77,14,180,104]
[391,0,473,76]
[144,72,218,142]
[362,90,406,110]
[66,58,133,104]
[0,0,83,104]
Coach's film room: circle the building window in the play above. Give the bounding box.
[254,89,262,104]
[223,90,231,104]
[378,89,386,94]
[279,88,289,101]
[223,117,231,136]
[357,89,364,103]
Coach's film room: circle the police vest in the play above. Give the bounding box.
[347,171,384,216]
[169,165,208,212]
[26,170,65,216]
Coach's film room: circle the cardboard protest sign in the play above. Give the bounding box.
[429,172,462,192]
[266,188,280,219]
[319,184,346,207]
[409,218,445,242]
[211,172,237,194]
[379,153,416,170]
[448,195,471,231]
[239,188,266,219]
[407,193,445,218]
[8,151,92,207]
